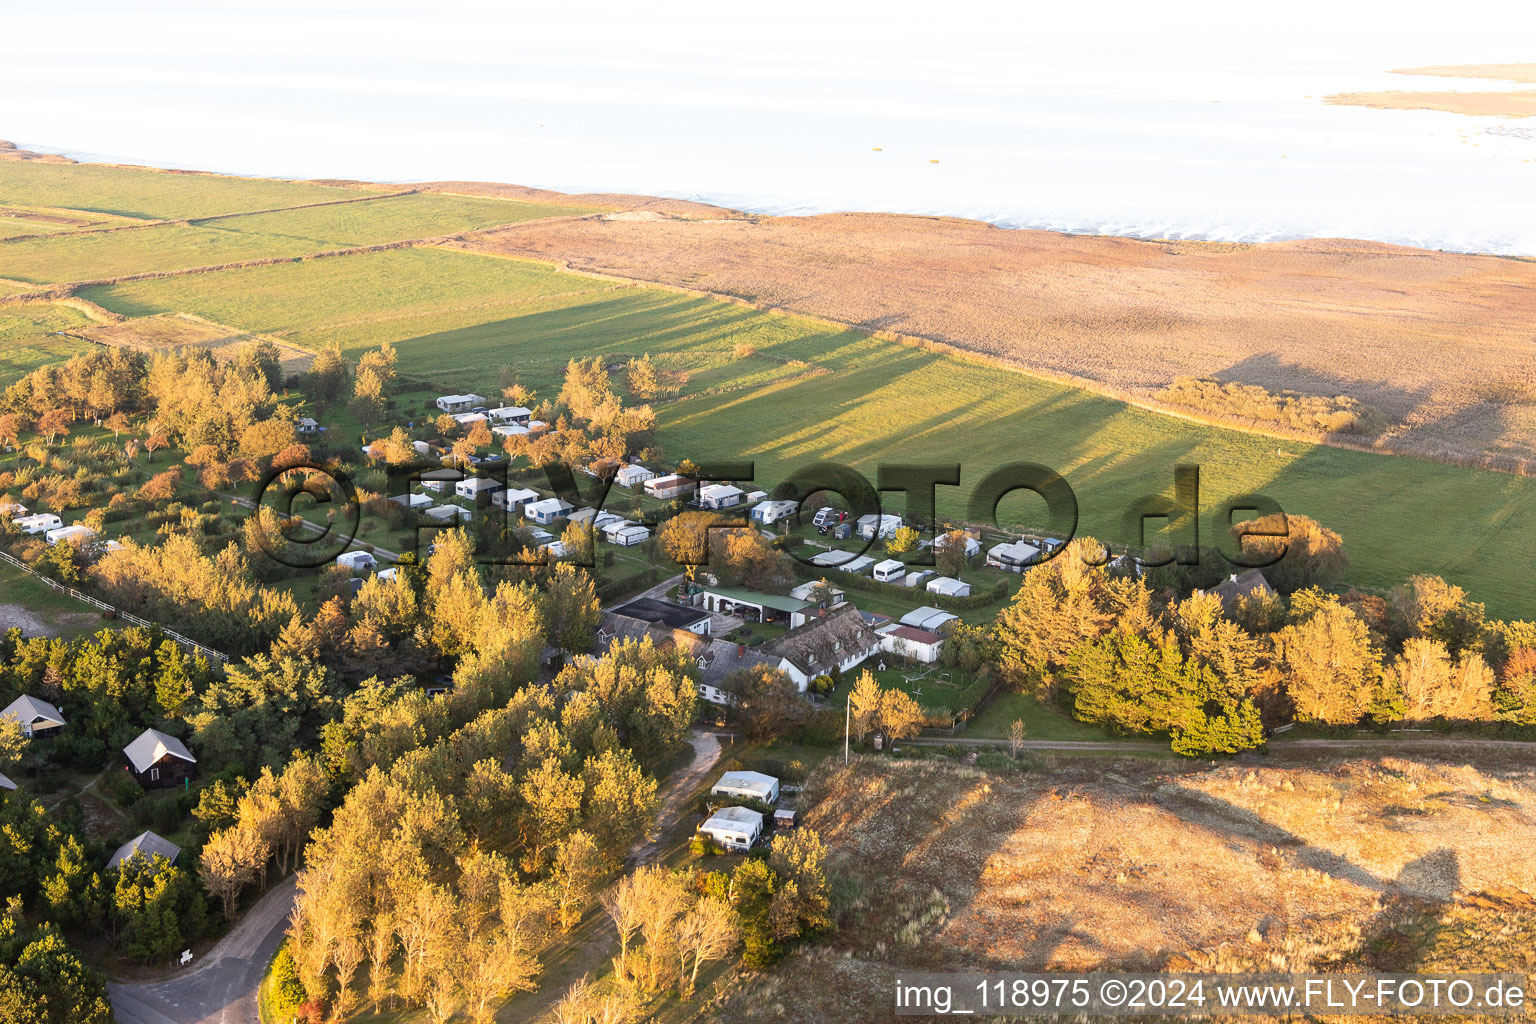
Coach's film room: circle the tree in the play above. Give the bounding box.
[657,510,717,581]
[1388,637,1496,722]
[0,716,24,772]
[5,928,113,1024]
[1271,595,1381,725]
[110,855,207,963]
[1230,513,1347,593]
[848,671,881,743]
[543,564,601,654]
[199,825,268,919]
[1388,575,1486,654]
[36,407,71,446]
[351,367,387,425]
[551,831,605,930]
[675,896,736,996]
[626,354,659,400]
[307,343,350,402]
[1007,718,1026,758]
[727,665,809,741]
[519,757,584,872]
[1494,647,1536,725]
[877,687,925,744]
[580,748,657,866]
[105,412,131,441]
[887,526,920,555]
[935,530,972,579]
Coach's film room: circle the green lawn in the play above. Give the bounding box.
[829,666,990,716]
[0,304,95,385]
[965,690,1115,742]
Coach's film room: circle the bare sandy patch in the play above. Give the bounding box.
[75,311,314,374]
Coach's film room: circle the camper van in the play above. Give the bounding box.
[872,558,906,583]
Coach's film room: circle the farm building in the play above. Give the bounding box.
[123,728,195,789]
[759,605,882,688]
[857,513,903,540]
[614,464,655,488]
[424,505,472,524]
[2,695,65,739]
[454,477,504,505]
[492,487,541,515]
[107,831,182,871]
[698,805,763,851]
[987,539,1041,572]
[879,624,946,663]
[697,587,810,625]
[899,606,960,632]
[336,550,376,573]
[13,513,62,535]
[927,576,971,598]
[488,406,532,425]
[712,770,780,804]
[435,393,486,413]
[524,497,574,524]
[45,524,96,546]
[607,599,712,635]
[698,484,746,510]
[644,474,694,500]
[390,492,432,510]
[872,558,906,583]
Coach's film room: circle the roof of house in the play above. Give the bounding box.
[884,624,944,646]
[611,598,712,631]
[2,695,65,729]
[760,605,880,677]
[438,393,484,403]
[646,474,693,487]
[713,770,779,795]
[525,497,573,513]
[699,483,744,498]
[701,805,764,831]
[123,729,195,773]
[1205,569,1276,614]
[107,831,182,870]
[701,587,810,614]
[456,477,503,491]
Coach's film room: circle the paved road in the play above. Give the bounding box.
[110,876,297,1024]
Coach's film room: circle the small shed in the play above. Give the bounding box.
[774,808,797,829]
[107,831,182,871]
[698,805,764,852]
[927,576,971,598]
[524,497,574,525]
[2,695,66,739]
[123,728,196,789]
[698,484,746,510]
[711,770,781,804]
[615,464,655,488]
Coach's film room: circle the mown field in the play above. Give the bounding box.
[0,193,598,284]
[65,246,1536,619]
[0,304,94,384]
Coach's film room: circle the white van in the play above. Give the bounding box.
[872,558,906,583]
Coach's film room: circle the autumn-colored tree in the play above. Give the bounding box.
[550,830,605,930]
[36,407,71,446]
[1271,594,1380,725]
[1388,637,1496,722]
[626,354,659,400]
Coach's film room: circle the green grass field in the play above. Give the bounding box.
[67,247,1536,618]
[0,160,369,219]
[0,193,598,285]
[0,304,95,384]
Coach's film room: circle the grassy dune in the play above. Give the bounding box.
[0,193,599,284]
[76,248,1536,619]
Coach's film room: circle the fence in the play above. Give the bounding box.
[0,550,230,663]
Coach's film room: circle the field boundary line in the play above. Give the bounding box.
[0,550,229,662]
[446,241,1536,479]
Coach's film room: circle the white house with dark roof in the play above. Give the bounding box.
[2,695,65,739]
[878,624,946,663]
[107,831,182,871]
[758,605,881,688]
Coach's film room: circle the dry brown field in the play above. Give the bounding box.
[449,212,1536,466]
[707,753,1536,1024]
[75,311,315,374]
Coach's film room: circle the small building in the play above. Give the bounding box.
[524,497,574,525]
[609,599,712,635]
[809,551,876,575]
[296,417,321,435]
[697,805,763,852]
[390,493,432,510]
[903,569,935,588]
[743,490,768,505]
[697,587,810,625]
[492,487,541,516]
[790,580,845,605]
[698,484,746,510]
[774,808,797,829]
[644,474,694,501]
[614,464,655,488]
[899,606,961,633]
[336,550,376,573]
[45,524,96,547]
[436,393,486,414]
[123,728,195,789]
[1,695,65,739]
[927,576,971,598]
[987,539,1042,573]
[879,624,946,663]
[452,411,489,427]
[454,477,505,505]
[750,500,799,526]
[424,504,473,524]
[759,605,882,688]
[1200,570,1276,616]
[13,513,63,536]
[107,831,182,871]
[488,406,532,426]
[872,558,906,583]
[857,513,903,540]
[711,770,780,804]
